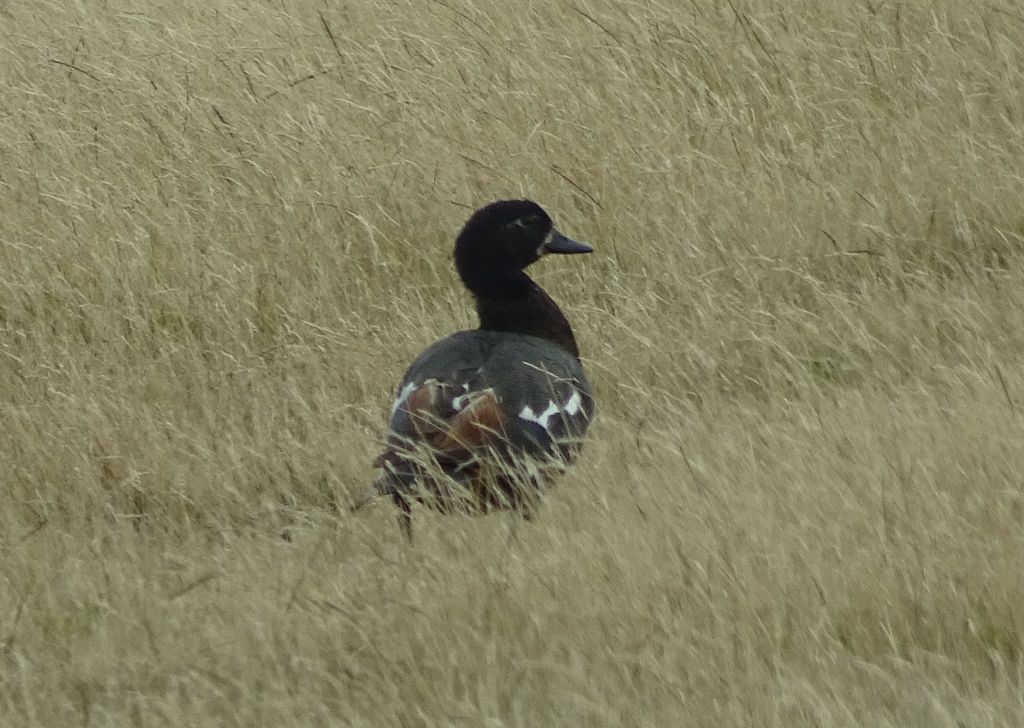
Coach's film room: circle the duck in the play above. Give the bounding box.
[351,199,596,539]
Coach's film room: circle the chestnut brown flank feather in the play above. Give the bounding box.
[379,385,508,457]
[432,391,507,453]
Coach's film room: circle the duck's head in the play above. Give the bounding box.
[454,200,592,291]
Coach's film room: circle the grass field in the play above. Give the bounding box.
[3,0,1024,725]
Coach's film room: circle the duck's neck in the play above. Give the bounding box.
[466,271,580,358]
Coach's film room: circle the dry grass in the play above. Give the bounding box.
[3,0,1024,725]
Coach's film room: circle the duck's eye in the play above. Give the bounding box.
[507,215,542,230]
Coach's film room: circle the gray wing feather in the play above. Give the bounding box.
[388,330,593,456]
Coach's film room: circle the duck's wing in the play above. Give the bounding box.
[357,332,593,506]
[390,332,593,451]
[480,336,595,459]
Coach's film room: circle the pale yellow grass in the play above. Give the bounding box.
[3,0,1024,725]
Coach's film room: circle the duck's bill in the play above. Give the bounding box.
[543,229,594,255]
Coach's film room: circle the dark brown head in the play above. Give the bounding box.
[454,200,592,297]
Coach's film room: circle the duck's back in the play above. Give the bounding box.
[387,330,594,461]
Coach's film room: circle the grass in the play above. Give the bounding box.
[3,0,1024,724]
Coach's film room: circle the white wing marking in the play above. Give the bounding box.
[452,387,497,412]
[519,400,560,430]
[389,381,418,417]
[564,390,583,416]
